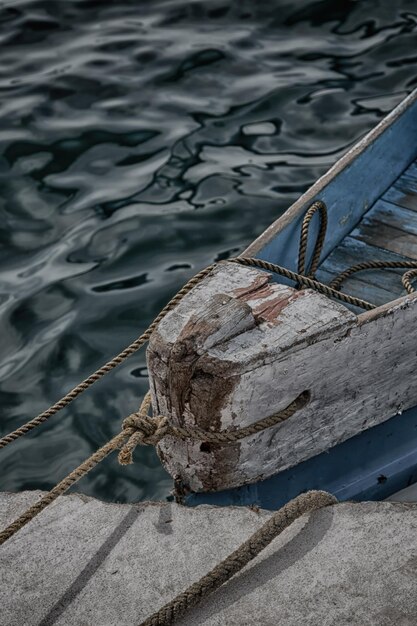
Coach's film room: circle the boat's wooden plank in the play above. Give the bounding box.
[316,197,417,307]
[359,198,417,235]
[352,220,417,260]
[396,167,417,186]
[317,234,408,301]
[400,167,417,186]
[383,186,417,212]
[186,403,417,508]
[403,159,417,179]
[383,175,417,212]
[317,267,395,309]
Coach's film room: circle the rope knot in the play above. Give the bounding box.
[122,412,170,446]
[118,392,171,465]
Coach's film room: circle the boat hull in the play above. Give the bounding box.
[185,403,417,509]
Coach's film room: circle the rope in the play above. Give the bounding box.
[298,200,327,278]
[118,390,309,465]
[0,391,309,545]
[1,199,415,545]
[0,198,410,622]
[0,214,375,454]
[0,264,216,451]
[139,490,337,626]
[329,259,417,292]
[0,431,127,546]
[229,257,375,310]
[403,268,417,294]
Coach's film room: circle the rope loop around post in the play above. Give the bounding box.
[118,390,309,465]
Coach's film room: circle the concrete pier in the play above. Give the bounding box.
[1,490,417,625]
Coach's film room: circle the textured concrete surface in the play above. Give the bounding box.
[1,491,417,626]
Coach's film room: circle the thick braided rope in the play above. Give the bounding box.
[118,391,309,465]
[329,259,417,292]
[229,258,375,310]
[0,265,216,450]
[0,391,307,544]
[402,268,417,293]
[298,200,327,278]
[139,490,338,626]
[0,430,131,546]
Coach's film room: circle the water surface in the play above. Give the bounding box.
[0,0,416,502]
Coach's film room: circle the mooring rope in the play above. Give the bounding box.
[0,264,217,451]
[0,200,415,508]
[0,431,126,546]
[0,391,309,545]
[330,259,417,292]
[118,390,309,465]
[229,257,374,310]
[298,200,328,278]
[1,200,416,539]
[139,490,338,626]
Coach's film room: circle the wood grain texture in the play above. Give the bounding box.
[148,264,352,491]
[147,262,417,492]
[316,234,407,308]
[383,160,417,212]
[316,174,417,307]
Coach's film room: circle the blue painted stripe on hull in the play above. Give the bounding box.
[184,405,417,510]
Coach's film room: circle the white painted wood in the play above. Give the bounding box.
[147,263,417,493]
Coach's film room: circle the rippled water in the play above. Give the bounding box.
[0,0,416,503]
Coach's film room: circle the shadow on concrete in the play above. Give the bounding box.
[179,507,335,625]
[38,506,140,626]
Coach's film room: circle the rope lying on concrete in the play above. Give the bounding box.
[139,490,337,626]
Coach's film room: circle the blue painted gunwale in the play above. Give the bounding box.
[184,89,417,510]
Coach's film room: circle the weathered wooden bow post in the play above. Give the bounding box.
[146,261,417,496]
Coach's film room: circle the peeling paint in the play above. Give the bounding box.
[232,274,271,299]
[233,276,307,325]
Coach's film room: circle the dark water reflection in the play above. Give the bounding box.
[0,0,416,502]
